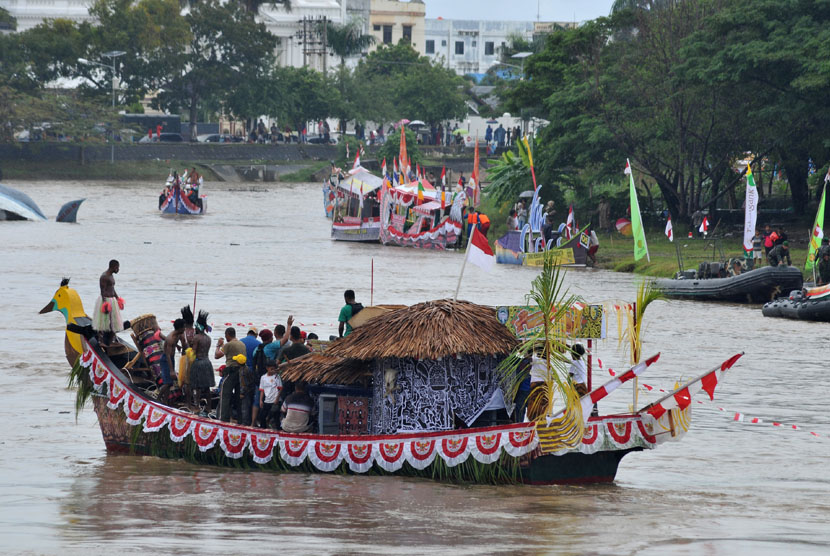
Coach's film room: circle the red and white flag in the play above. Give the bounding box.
[441,166,446,187]
[566,205,574,237]
[466,227,494,272]
[665,216,673,242]
[640,353,743,420]
[624,160,632,175]
[699,216,709,234]
[349,148,361,175]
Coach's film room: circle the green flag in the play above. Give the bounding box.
[805,183,826,271]
[626,159,650,262]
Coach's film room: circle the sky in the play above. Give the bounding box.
[424,0,616,23]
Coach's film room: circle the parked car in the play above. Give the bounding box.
[307,135,337,145]
[197,133,244,143]
[139,133,185,143]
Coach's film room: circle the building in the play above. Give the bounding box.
[423,18,576,77]
[368,0,424,53]
[0,0,93,32]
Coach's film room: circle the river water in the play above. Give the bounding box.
[1,180,828,555]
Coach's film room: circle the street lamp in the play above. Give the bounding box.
[78,50,126,108]
[511,51,532,78]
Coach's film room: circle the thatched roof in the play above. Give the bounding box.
[279,300,518,386]
[280,352,369,385]
[326,299,517,361]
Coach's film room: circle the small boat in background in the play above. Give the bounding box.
[762,283,830,321]
[329,169,382,242]
[0,183,47,221]
[655,264,803,303]
[159,180,206,216]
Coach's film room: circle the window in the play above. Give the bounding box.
[373,24,380,31]
[485,41,494,56]
[441,39,447,46]
[383,25,393,44]
[402,25,412,44]
[455,41,464,55]
[425,40,435,54]
[472,40,477,47]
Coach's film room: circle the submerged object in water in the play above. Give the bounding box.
[0,184,47,221]
[56,199,85,223]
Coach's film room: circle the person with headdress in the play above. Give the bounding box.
[190,311,215,415]
[178,305,196,403]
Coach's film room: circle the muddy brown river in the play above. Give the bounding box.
[1,180,828,555]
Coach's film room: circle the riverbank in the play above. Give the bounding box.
[0,157,330,183]
[592,231,810,278]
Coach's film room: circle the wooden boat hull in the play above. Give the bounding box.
[331,219,381,242]
[655,265,803,303]
[160,190,206,215]
[80,338,661,486]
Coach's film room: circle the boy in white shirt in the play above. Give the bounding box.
[258,360,282,429]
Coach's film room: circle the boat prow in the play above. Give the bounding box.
[0,184,47,221]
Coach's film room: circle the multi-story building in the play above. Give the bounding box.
[424,18,576,77]
[0,0,93,31]
[368,0,424,53]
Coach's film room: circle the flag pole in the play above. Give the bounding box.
[370,258,374,306]
[192,281,198,315]
[453,231,474,301]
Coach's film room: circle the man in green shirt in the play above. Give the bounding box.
[338,289,363,337]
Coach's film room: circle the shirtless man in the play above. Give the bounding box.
[159,318,188,405]
[189,311,215,414]
[93,260,124,346]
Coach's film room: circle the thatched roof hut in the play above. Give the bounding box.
[282,299,520,434]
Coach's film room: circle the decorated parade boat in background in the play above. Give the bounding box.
[379,179,463,250]
[159,176,206,216]
[326,169,382,242]
[43,260,743,485]
[495,187,591,267]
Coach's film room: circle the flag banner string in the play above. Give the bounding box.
[596,358,825,439]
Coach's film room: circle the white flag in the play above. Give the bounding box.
[665,216,673,242]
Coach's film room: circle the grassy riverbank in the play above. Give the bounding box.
[592,232,810,278]
[1,158,328,183]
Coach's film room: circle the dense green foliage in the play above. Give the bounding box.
[502,0,830,219]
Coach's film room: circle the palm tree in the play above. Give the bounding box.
[326,18,376,70]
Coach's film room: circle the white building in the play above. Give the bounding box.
[0,0,94,31]
[424,18,575,77]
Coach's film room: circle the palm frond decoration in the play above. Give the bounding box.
[618,280,663,407]
[497,256,584,446]
[67,356,94,420]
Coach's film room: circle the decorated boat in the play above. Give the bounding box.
[328,169,382,242]
[655,265,803,303]
[159,179,206,216]
[379,180,463,250]
[495,187,591,266]
[43,263,742,485]
[762,283,830,321]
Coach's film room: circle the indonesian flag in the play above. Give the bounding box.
[466,227,494,272]
[639,353,743,420]
[624,160,632,175]
[699,216,709,234]
[548,353,660,424]
[665,215,673,242]
[566,205,574,237]
[349,149,361,175]
[441,166,446,187]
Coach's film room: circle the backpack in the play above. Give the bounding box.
[350,302,364,316]
[252,344,269,379]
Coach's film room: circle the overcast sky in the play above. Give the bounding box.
[424,0,615,23]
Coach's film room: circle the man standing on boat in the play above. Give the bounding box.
[190,311,215,415]
[93,259,124,346]
[215,327,246,422]
[159,318,187,405]
[338,290,363,338]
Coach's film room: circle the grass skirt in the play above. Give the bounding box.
[92,296,124,332]
[190,358,215,389]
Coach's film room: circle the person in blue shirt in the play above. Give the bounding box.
[240,327,261,370]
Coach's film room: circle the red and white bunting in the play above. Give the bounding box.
[640,353,743,420]
[77,340,542,470]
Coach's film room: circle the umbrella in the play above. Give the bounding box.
[486,119,499,124]
[452,129,469,136]
[409,120,426,127]
[518,190,535,198]
[616,218,632,237]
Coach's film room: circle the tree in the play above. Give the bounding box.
[261,66,335,135]
[326,18,375,69]
[153,0,277,140]
[355,42,468,126]
[377,128,423,168]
